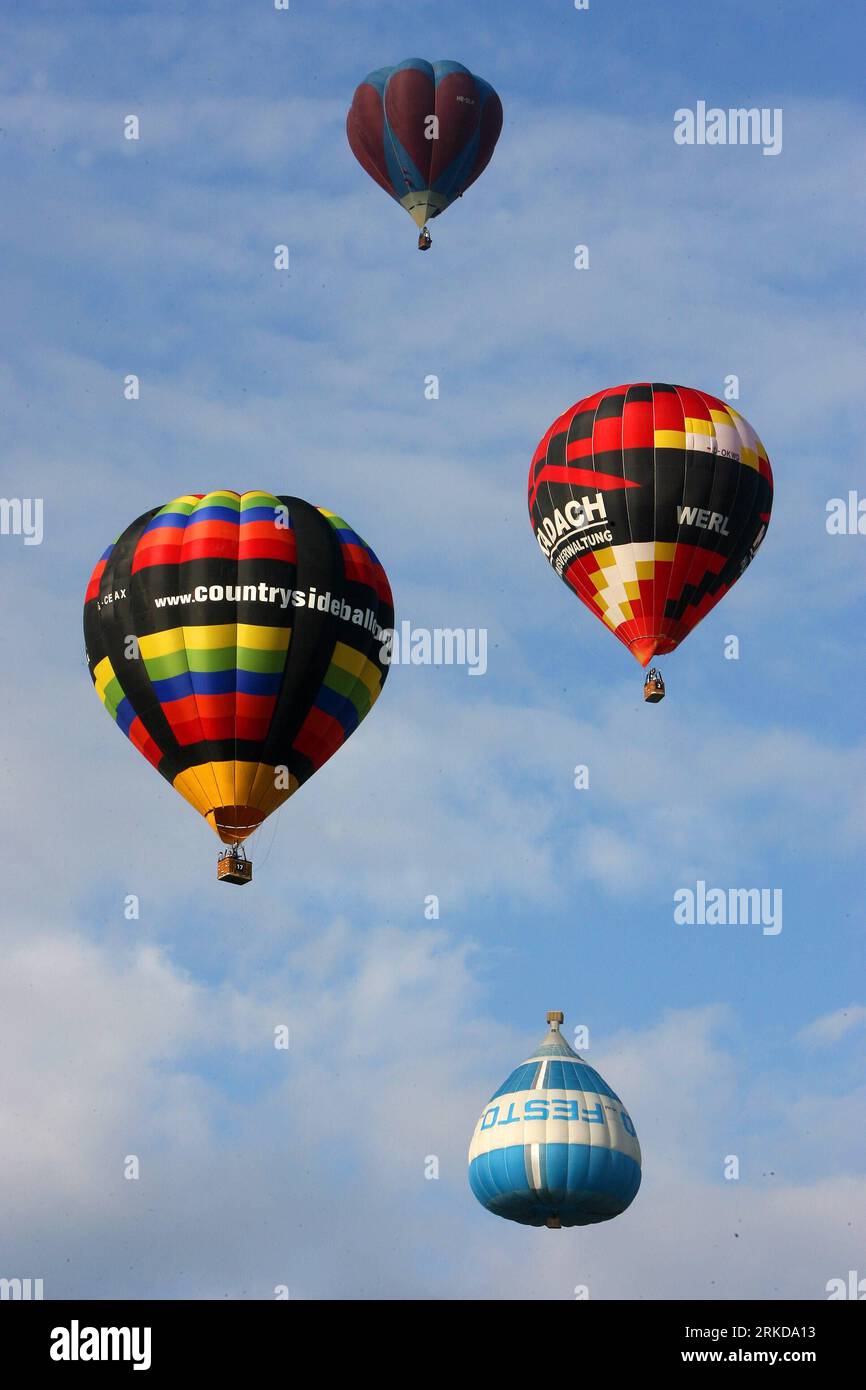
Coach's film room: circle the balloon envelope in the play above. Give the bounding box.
[84,491,393,844]
[347,58,502,231]
[528,383,773,666]
[468,1016,641,1228]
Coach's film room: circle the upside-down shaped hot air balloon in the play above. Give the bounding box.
[84,491,393,883]
[346,58,502,250]
[528,383,773,702]
[468,1012,641,1230]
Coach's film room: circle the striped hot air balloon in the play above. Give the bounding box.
[84,491,393,882]
[347,58,502,249]
[528,383,773,700]
[468,1013,641,1230]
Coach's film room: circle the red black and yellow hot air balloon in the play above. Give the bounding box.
[84,492,393,882]
[347,58,502,250]
[528,384,773,701]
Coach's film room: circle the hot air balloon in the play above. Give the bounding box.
[83,491,393,883]
[528,383,773,702]
[468,1012,641,1230]
[346,58,502,250]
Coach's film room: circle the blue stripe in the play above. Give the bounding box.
[490,1062,540,1101]
[490,1060,618,1101]
[152,670,281,700]
[468,1144,641,1228]
[116,694,136,738]
[237,669,282,696]
[185,506,242,525]
[547,1061,620,1099]
[315,684,360,734]
[240,506,286,524]
[432,60,472,83]
[143,510,191,534]
[390,57,434,79]
[151,673,194,702]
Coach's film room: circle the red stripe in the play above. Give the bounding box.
[529,464,640,510]
[133,541,185,571]
[129,717,163,769]
[294,708,345,768]
[621,398,654,451]
[85,558,107,603]
[652,389,686,431]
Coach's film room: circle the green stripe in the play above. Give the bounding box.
[102,674,126,720]
[241,491,280,510]
[156,498,196,517]
[143,651,189,681]
[196,492,240,511]
[324,664,372,719]
[237,645,287,674]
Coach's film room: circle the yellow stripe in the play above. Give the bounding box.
[238,624,290,651]
[653,542,677,562]
[140,623,291,659]
[357,660,383,702]
[182,623,238,650]
[158,494,201,512]
[331,641,369,678]
[138,627,187,659]
[684,417,714,435]
[93,656,115,700]
[593,547,617,570]
[654,429,686,449]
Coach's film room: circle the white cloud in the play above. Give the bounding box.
[798,1005,866,1048]
[0,924,861,1298]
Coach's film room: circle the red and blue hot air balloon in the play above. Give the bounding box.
[347,58,503,250]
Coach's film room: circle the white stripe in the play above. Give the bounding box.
[530,1142,542,1191]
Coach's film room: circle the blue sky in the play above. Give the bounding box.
[1,0,864,1298]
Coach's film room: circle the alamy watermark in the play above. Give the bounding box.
[0,1276,43,1299]
[674,880,782,936]
[380,621,487,676]
[0,497,43,545]
[826,493,866,535]
[674,101,782,156]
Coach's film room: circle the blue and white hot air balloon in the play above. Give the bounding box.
[468,1012,641,1229]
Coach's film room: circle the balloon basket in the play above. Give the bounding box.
[217,849,252,885]
[545,1215,562,1230]
[643,668,665,703]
